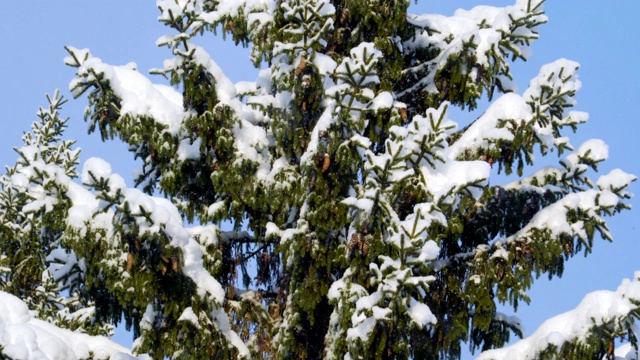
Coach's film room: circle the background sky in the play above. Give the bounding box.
[0,1,638,358]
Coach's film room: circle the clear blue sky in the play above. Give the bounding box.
[1,1,638,357]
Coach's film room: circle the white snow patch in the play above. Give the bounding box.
[407,296,436,328]
[178,307,201,329]
[69,48,184,134]
[82,157,112,185]
[0,291,140,359]
[477,272,640,360]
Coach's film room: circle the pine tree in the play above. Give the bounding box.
[1,0,638,359]
[0,91,112,337]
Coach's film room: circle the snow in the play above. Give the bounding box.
[231,119,269,163]
[189,46,242,114]
[207,200,227,218]
[82,157,112,185]
[300,103,338,167]
[598,168,638,192]
[502,163,633,246]
[73,43,273,184]
[67,47,184,135]
[341,197,374,214]
[403,0,546,95]
[177,137,202,161]
[369,91,394,110]
[210,308,251,358]
[521,190,596,238]
[65,181,106,233]
[22,1,633,358]
[0,291,141,360]
[598,191,620,208]
[235,80,257,95]
[178,307,201,329]
[120,189,228,300]
[139,304,158,332]
[167,44,270,164]
[194,0,275,26]
[62,159,251,356]
[346,316,376,341]
[494,312,523,332]
[10,173,29,188]
[255,156,297,187]
[449,58,586,161]
[477,272,640,360]
[613,343,639,360]
[422,159,490,204]
[273,0,335,61]
[449,93,528,159]
[47,248,85,286]
[187,224,219,247]
[327,278,346,301]
[407,296,436,328]
[418,240,441,262]
[335,43,382,87]
[313,52,338,75]
[523,58,581,103]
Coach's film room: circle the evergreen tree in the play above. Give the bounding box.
[1,0,638,359]
[0,92,112,337]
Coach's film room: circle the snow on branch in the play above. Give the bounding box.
[0,291,140,360]
[402,0,547,97]
[508,167,635,245]
[156,0,277,65]
[156,0,275,37]
[65,46,185,135]
[32,0,636,358]
[477,272,640,360]
[162,44,271,163]
[64,157,251,357]
[82,165,213,291]
[275,0,335,58]
[503,138,614,199]
[449,59,587,175]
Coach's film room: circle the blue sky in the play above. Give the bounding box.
[1,1,638,356]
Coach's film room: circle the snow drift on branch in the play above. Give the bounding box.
[0,291,142,360]
[477,272,640,360]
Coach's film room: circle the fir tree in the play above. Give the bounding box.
[0,92,112,337]
[0,0,638,359]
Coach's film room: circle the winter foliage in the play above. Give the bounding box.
[0,0,638,359]
[0,291,138,360]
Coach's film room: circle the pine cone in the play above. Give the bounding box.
[340,7,350,23]
[171,254,179,272]
[126,253,134,272]
[322,153,330,173]
[260,26,268,44]
[295,57,307,76]
[348,233,362,251]
[361,236,370,256]
[398,107,408,123]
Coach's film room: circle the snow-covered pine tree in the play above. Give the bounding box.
[0,91,113,338]
[1,0,638,359]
